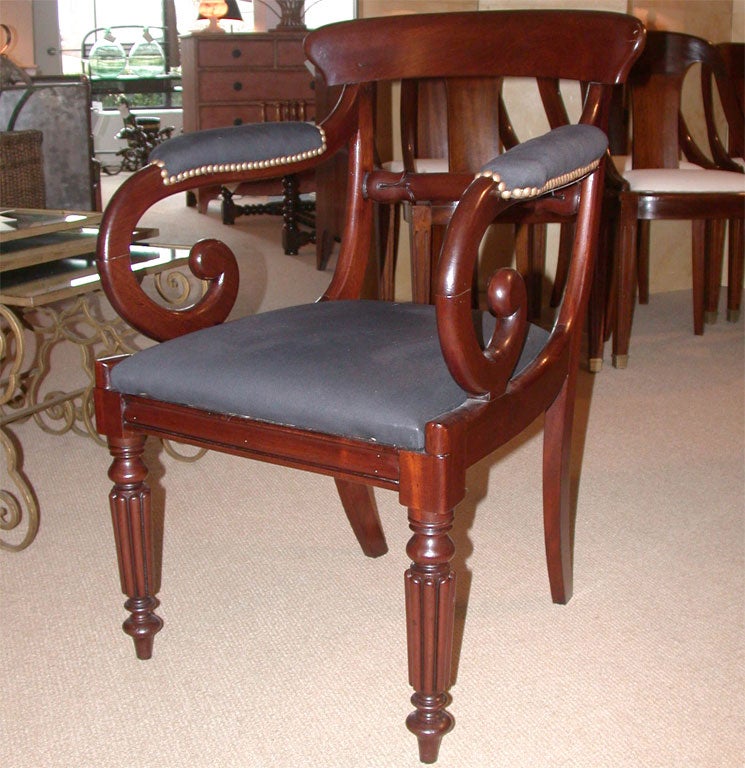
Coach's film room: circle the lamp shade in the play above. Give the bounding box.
[198,0,242,20]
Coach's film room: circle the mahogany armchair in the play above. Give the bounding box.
[612,31,745,368]
[93,11,644,763]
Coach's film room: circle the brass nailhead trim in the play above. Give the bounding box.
[153,126,327,185]
[476,157,600,200]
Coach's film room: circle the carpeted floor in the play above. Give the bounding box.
[2,179,743,767]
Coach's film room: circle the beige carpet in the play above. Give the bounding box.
[2,179,743,767]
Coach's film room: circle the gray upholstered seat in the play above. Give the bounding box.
[110,301,548,451]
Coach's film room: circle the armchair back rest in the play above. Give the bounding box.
[308,11,644,175]
[307,11,643,86]
[628,30,735,169]
[711,42,744,157]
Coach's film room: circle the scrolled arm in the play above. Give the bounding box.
[435,124,608,396]
[96,87,361,341]
[97,165,240,342]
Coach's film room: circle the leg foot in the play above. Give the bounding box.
[727,309,740,323]
[588,357,603,373]
[124,596,162,660]
[406,694,454,763]
[704,310,718,324]
[612,354,628,369]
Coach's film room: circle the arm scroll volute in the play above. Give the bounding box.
[434,177,527,397]
[96,165,240,342]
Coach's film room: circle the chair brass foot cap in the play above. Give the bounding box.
[704,310,718,324]
[612,354,628,369]
[588,357,603,373]
[727,309,740,323]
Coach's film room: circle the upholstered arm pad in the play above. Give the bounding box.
[477,123,608,199]
[364,124,609,206]
[149,121,327,185]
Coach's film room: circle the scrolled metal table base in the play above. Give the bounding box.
[1,271,205,551]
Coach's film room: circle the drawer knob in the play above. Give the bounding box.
[233,81,243,92]
[231,48,241,59]
[233,118,243,126]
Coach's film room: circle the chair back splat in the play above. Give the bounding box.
[93,11,645,763]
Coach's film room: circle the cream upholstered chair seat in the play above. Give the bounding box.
[611,155,705,173]
[622,167,745,192]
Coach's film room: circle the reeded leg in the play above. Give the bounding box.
[543,376,575,605]
[108,434,162,660]
[404,508,456,764]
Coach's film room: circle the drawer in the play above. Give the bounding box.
[198,101,315,129]
[199,104,268,128]
[198,39,275,67]
[276,40,307,67]
[198,70,314,103]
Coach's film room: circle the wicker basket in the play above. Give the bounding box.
[0,129,45,208]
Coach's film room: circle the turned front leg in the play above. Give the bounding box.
[108,434,162,660]
[404,508,456,763]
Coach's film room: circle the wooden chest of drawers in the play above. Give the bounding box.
[180,31,315,132]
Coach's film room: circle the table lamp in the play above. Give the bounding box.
[197,0,242,33]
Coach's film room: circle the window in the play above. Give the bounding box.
[58,1,354,76]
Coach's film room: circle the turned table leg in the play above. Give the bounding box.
[404,507,456,763]
[107,434,162,660]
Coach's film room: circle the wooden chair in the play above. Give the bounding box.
[612,31,745,368]
[93,11,644,763]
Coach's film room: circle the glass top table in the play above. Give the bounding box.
[0,207,179,307]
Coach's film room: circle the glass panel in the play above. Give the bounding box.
[0,210,102,243]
